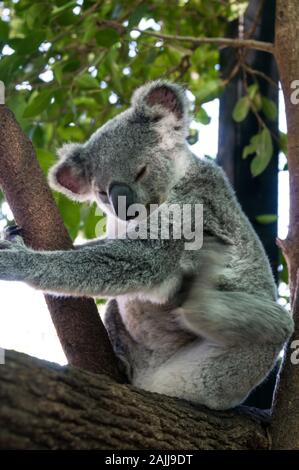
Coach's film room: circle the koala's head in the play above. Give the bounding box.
[49,80,191,221]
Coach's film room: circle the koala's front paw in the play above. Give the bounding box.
[0,226,26,253]
[3,224,23,242]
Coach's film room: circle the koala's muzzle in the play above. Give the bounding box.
[108,182,137,221]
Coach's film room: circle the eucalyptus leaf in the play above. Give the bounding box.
[23,90,52,118]
[256,214,277,224]
[95,28,120,47]
[250,128,273,177]
[0,20,9,41]
[196,107,211,125]
[128,4,149,28]
[232,96,250,122]
[74,74,99,90]
[261,97,278,121]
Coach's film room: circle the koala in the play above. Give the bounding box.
[0,80,293,410]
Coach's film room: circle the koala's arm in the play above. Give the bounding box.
[0,236,183,297]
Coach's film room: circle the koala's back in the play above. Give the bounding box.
[177,156,277,299]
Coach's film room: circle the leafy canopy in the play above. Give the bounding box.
[0,0,281,240]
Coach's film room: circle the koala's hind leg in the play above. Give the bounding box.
[136,340,279,410]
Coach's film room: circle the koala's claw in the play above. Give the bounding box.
[3,224,23,241]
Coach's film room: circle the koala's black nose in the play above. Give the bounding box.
[108,182,136,220]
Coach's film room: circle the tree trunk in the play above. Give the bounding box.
[274,0,299,302]
[269,0,299,450]
[0,350,270,450]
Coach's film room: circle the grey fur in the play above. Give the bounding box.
[0,80,293,410]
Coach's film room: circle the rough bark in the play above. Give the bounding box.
[0,105,121,380]
[274,1,299,302]
[270,0,299,449]
[0,350,270,450]
[271,278,299,449]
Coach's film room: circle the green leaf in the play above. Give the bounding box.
[261,97,278,121]
[193,79,221,104]
[0,55,24,83]
[144,48,159,65]
[25,4,49,29]
[95,28,120,47]
[195,107,211,125]
[232,96,250,122]
[82,203,104,239]
[128,4,149,28]
[53,64,63,85]
[9,31,44,55]
[253,93,262,111]
[187,128,199,145]
[6,93,27,125]
[32,125,45,147]
[74,74,99,89]
[247,83,258,99]
[242,143,255,159]
[250,128,273,177]
[0,20,9,41]
[58,194,81,234]
[36,148,56,174]
[52,0,77,15]
[57,125,85,141]
[23,90,52,118]
[83,18,97,43]
[256,214,277,224]
[73,96,98,108]
[62,60,81,73]
[242,134,260,159]
[279,131,288,155]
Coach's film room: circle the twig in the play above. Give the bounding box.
[222,61,241,86]
[135,29,275,54]
[243,64,279,88]
[244,0,266,39]
[241,67,267,130]
[241,66,280,144]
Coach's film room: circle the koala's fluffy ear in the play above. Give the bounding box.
[131,80,190,130]
[48,143,90,201]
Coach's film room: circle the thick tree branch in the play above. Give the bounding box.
[0,350,270,450]
[135,29,275,54]
[0,104,122,380]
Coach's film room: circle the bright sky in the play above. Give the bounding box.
[0,90,289,366]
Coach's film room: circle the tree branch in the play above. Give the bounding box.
[0,103,122,380]
[74,16,275,54]
[271,272,299,449]
[269,0,299,449]
[0,350,270,450]
[135,29,275,54]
